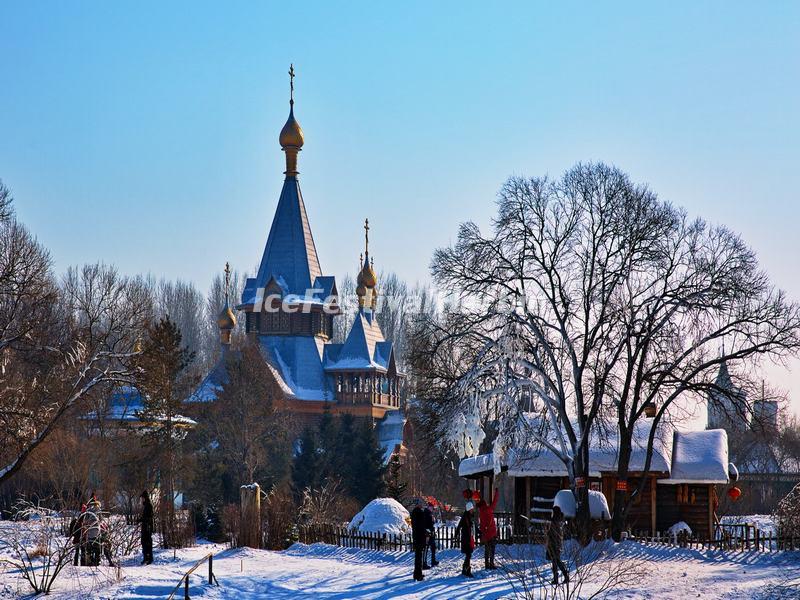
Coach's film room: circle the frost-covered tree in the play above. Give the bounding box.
[418,163,800,542]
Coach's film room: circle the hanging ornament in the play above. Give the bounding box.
[727,487,742,501]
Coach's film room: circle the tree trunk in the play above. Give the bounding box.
[574,454,592,545]
[611,436,633,542]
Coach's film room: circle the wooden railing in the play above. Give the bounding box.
[166,552,219,600]
[336,391,400,407]
[628,523,800,552]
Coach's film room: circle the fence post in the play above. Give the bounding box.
[239,483,261,549]
[208,554,213,585]
[184,576,190,600]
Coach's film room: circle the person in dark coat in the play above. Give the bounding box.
[139,491,154,565]
[547,505,569,585]
[83,498,103,567]
[454,501,476,577]
[422,501,438,569]
[477,488,500,569]
[67,504,87,566]
[409,498,428,581]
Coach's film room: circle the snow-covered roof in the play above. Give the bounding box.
[505,417,672,477]
[323,311,395,373]
[259,335,334,401]
[459,453,497,477]
[460,422,729,484]
[659,429,729,484]
[186,354,235,403]
[86,386,197,427]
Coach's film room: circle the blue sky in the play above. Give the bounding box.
[2,2,800,412]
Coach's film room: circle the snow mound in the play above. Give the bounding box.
[589,490,611,520]
[668,521,692,538]
[553,489,610,519]
[554,490,577,518]
[348,498,410,535]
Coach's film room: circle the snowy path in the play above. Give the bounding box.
[2,540,799,599]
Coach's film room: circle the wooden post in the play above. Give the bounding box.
[208,554,213,585]
[184,576,189,600]
[240,483,261,549]
[650,476,657,536]
[524,477,531,540]
[707,485,714,542]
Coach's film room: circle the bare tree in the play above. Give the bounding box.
[419,163,800,542]
[205,343,289,486]
[0,179,13,223]
[0,263,150,485]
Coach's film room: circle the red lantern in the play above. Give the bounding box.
[462,489,472,500]
[472,490,481,502]
[727,486,741,501]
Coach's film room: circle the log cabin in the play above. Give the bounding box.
[459,419,735,540]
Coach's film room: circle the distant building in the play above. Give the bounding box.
[189,72,405,461]
[706,362,799,513]
[707,361,748,432]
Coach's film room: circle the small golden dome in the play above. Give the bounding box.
[279,105,304,149]
[217,305,237,330]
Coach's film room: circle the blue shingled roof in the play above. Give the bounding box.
[186,353,236,403]
[324,310,394,372]
[253,177,322,298]
[259,335,334,401]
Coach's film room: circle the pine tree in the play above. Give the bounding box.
[317,404,338,481]
[335,413,357,491]
[349,421,387,505]
[135,316,195,548]
[292,427,320,494]
[385,454,407,502]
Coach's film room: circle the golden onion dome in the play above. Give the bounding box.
[217,305,237,330]
[360,262,377,288]
[279,105,304,149]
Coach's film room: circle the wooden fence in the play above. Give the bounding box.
[628,523,800,553]
[298,516,516,553]
[298,517,800,554]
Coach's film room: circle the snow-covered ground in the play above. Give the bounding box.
[2,532,799,600]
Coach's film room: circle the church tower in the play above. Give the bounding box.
[191,66,402,435]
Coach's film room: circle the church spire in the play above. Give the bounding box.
[356,218,378,311]
[217,262,237,346]
[279,64,304,178]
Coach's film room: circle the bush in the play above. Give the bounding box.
[0,501,74,594]
[261,484,298,550]
[775,481,800,536]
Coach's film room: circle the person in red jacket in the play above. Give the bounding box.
[477,488,499,569]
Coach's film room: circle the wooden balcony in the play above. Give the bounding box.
[336,391,400,408]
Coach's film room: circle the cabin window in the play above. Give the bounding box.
[311,312,321,334]
[676,484,695,505]
[293,313,311,334]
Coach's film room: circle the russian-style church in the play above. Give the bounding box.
[189,76,405,461]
